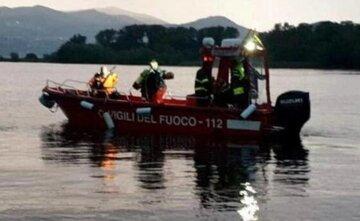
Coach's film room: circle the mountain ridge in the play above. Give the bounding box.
[0,5,248,57]
[95,7,168,25]
[182,16,248,38]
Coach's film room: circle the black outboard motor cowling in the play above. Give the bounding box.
[275,91,310,136]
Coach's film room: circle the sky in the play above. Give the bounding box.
[0,0,359,31]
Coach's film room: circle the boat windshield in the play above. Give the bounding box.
[248,57,267,105]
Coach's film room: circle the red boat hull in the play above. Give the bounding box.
[43,87,275,140]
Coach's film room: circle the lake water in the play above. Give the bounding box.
[0,62,360,221]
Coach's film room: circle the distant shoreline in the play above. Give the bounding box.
[1,60,360,71]
[3,22,360,70]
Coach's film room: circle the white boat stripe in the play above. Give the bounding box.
[227,120,261,131]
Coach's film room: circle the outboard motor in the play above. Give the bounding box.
[39,93,55,109]
[275,91,310,136]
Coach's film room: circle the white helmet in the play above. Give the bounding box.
[149,60,159,71]
[100,66,110,77]
[202,37,215,49]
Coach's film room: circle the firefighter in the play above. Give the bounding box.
[230,57,250,109]
[132,60,174,104]
[89,66,119,98]
[194,66,212,97]
[103,70,120,98]
[194,54,214,97]
[88,73,104,91]
[88,68,106,96]
[193,37,215,106]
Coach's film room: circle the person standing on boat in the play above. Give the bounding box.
[230,57,250,109]
[194,62,213,97]
[195,38,215,98]
[132,60,174,104]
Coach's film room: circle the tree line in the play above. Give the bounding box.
[2,21,360,69]
[0,52,39,62]
[44,25,239,65]
[261,21,360,69]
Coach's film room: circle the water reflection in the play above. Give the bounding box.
[193,142,256,207]
[271,140,310,198]
[135,136,166,190]
[238,182,259,221]
[90,142,119,181]
[40,123,310,220]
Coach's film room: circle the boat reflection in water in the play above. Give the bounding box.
[40,123,309,220]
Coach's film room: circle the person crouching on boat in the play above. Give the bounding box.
[104,74,120,98]
[88,73,103,90]
[132,60,174,104]
[88,69,106,96]
[101,66,122,98]
[89,66,120,98]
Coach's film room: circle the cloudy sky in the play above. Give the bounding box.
[1,0,359,30]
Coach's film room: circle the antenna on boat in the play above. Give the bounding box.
[110,66,116,72]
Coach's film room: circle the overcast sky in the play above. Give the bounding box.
[1,0,359,30]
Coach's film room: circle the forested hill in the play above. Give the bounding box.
[7,21,359,69]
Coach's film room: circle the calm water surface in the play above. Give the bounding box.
[0,62,360,220]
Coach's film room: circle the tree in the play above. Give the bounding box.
[96,29,117,48]
[48,22,360,69]
[24,53,38,61]
[262,21,360,69]
[274,23,282,32]
[69,34,87,44]
[10,52,19,61]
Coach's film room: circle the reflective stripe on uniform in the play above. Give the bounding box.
[195,78,209,84]
[195,87,208,92]
[233,87,245,95]
[234,65,245,79]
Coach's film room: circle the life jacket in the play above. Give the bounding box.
[103,73,118,88]
[103,73,118,94]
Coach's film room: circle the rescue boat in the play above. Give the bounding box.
[40,31,311,140]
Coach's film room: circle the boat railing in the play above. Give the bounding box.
[46,79,91,96]
[46,79,186,101]
[46,79,134,101]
